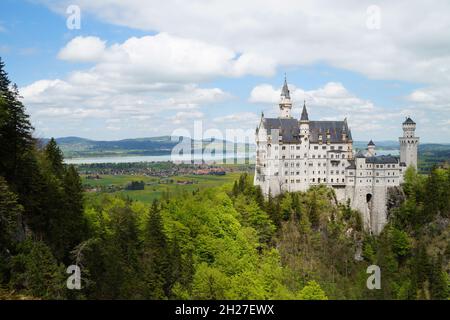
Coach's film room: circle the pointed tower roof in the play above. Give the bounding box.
[281,76,290,99]
[403,117,415,125]
[368,140,375,146]
[300,100,309,121]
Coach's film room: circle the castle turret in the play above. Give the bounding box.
[279,77,292,118]
[367,140,375,156]
[299,100,309,136]
[399,117,419,170]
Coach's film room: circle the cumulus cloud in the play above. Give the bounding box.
[250,82,375,113]
[58,36,106,62]
[213,112,259,124]
[40,0,450,85]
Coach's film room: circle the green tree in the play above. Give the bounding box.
[44,138,65,179]
[9,240,66,299]
[143,200,170,299]
[297,280,328,300]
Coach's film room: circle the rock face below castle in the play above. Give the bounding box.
[254,79,418,235]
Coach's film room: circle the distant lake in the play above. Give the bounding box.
[65,152,256,164]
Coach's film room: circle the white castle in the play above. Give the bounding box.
[254,78,419,234]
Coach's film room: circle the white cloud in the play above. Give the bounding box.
[250,82,374,113]
[40,0,450,85]
[213,112,259,124]
[58,36,106,62]
[170,111,204,125]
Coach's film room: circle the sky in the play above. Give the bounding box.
[0,0,449,143]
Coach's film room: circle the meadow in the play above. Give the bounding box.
[82,172,244,203]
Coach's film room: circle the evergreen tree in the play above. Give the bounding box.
[0,59,34,190]
[143,200,170,299]
[0,177,23,283]
[44,138,65,179]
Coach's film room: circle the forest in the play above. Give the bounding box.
[0,58,449,300]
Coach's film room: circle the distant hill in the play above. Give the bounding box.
[41,136,254,159]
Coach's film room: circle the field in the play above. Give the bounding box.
[82,172,244,203]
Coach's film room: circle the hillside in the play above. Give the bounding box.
[40,136,253,159]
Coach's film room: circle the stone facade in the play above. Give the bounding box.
[254,79,418,235]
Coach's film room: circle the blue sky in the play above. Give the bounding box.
[1,0,449,143]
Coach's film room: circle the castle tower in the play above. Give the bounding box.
[367,140,375,156]
[399,117,419,170]
[299,100,309,136]
[279,77,292,118]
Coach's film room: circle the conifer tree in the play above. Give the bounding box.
[45,138,65,179]
[0,59,34,189]
[143,200,170,299]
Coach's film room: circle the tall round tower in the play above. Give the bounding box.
[279,77,292,118]
[399,117,419,170]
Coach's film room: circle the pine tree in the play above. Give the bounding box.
[143,200,170,299]
[0,177,23,283]
[44,138,65,179]
[0,59,34,190]
[56,165,88,262]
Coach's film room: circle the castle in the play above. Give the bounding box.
[254,78,419,234]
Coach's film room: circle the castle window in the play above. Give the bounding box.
[376,180,379,183]
[314,146,318,150]
[331,154,334,159]
[342,154,345,159]
[331,146,335,150]
[342,178,345,182]
[331,178,334,182]
[312,178,315,182]
[322,146,326,150]
[338,146,343,150]
[296,146,300,150]
[282,146,286,150]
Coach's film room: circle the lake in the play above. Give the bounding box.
[65,149,399,164]
[65,152,256,164]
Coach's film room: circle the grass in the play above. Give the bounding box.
[82,172,244,203]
